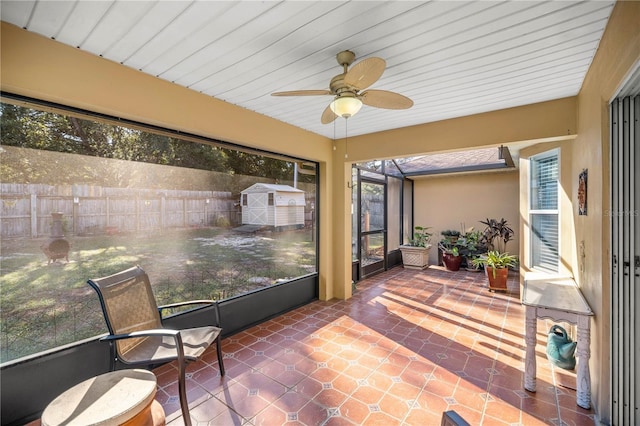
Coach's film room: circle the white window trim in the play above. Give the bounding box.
[528,148,560,272]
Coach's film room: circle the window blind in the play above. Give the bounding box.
[530,153,559,271]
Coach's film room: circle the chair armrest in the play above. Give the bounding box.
[158,299,215,312]
[100,329,186,364]
[100,328,181,341]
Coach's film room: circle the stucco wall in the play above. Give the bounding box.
[413,171,520,266]
[519,140,575,280]
[571,1,640,422]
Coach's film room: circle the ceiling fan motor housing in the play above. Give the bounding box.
[336,50,356,67]
[330,74,356,96]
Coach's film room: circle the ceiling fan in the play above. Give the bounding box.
[271,50,413,124]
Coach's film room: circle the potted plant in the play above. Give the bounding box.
[457,228,486,271]
[479,218,514,253]
[440,229,461,243]
[438,229,463,271]
[439,243,463,271]
[472,250,518,291]
[473,218,517,291]
[399,226,433,270]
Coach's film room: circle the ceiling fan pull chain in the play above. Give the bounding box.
[345,118,349,159]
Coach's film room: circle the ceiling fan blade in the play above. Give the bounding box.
[321,104,338,124]
[271,90,332,96]
[344,57,386,91]
[360,89,413,110]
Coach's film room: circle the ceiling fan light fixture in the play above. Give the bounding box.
[330,96,362,118]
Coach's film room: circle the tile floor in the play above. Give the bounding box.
[154,266,596,426]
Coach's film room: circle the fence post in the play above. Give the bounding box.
[72,197,79,235]
[183,198,187,228]
[30,193,37,238]
[161,195,166,230]
[136,194,140,232]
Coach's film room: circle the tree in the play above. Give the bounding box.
[0,101,305,188]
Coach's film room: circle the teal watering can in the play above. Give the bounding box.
[546,325,577,370]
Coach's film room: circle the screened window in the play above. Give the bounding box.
[530,151,559,271]
[0,100,318,363]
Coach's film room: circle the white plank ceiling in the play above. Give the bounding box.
[1,1,615,139]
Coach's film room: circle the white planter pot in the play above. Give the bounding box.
[399,245,432,270]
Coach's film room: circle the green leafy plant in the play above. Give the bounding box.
[456,229,485,256]
[472,250,518,277]
[440,229,461,238]
[408,226,432,247]
[438,228,463,255]
[480,218,514,253]
[438,241,460,256]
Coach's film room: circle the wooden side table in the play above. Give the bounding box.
[41,369,165,426]
[522,276,594,409]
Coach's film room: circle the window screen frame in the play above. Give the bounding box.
[528,149,560,272]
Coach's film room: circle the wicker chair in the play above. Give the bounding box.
[87,265,225,426]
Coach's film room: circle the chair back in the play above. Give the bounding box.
[88,266,162,360]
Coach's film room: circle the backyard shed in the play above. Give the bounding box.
[240,183,305,228]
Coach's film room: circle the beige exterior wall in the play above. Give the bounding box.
[570,2,640,422]
[413,171,520,266]
[519,140,575,280]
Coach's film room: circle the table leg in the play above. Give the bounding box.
[576,315,591,409]
[524,306,537,392]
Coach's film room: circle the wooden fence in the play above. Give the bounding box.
[0,183,239,238]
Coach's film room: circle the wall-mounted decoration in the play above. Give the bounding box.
[578,169,588,215]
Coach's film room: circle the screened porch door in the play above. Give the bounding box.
[359,177,386,278]
[611,93,639,426]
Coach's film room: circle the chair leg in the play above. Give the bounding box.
[177,359,192,426]
[216,336,225,376]
[108,342,116,371]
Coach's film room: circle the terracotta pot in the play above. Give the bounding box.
[485,267,509,291]
[442,253,462,271]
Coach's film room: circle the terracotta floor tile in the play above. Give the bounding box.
[484,398,525,424]
[295,376,324,400]
[331,373,359,396]
[314,387,349,409]
[188,394,230,423]
[157,267,594,426]
[297,399,331,426]
[215,381,272,419]
[310,366,341,385]
[351,384,385,405]
[338,397,371,424]
[403,406,444,426]
[362,411,402,426]
[378,392,412,421]
[251,404,290,426]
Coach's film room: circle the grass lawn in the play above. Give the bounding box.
[0,227,316,363]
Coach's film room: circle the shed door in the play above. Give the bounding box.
[248,193,268,225]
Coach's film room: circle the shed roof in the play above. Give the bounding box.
[241,183,304,193]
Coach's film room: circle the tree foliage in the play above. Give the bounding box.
[0,103,315,188]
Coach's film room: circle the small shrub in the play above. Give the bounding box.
[215,215,231,228]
